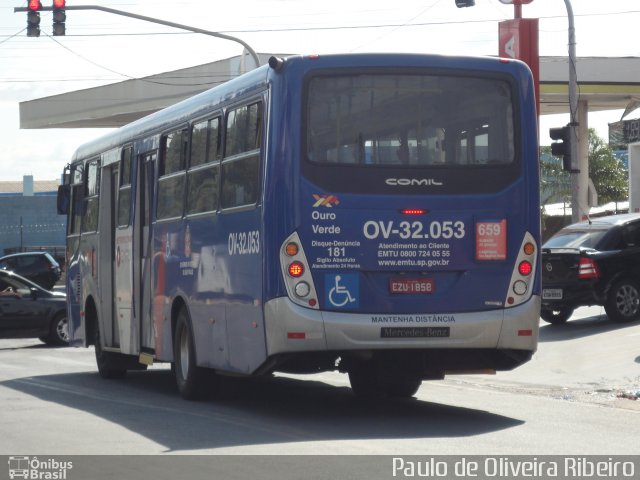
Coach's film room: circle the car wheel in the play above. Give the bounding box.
[540,308,574,325]
[45,313,68,345]
[605,279,640,323]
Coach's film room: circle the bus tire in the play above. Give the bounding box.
[94,322,126,379]
[348,364,382,399]
[174,308,207,400]
[540,308,573,325]
[382,380,422,398]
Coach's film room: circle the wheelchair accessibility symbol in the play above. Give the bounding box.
[325,273,359,309]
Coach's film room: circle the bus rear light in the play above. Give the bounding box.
[288,261,304,278]
[523,242,535,255]
[518,261,532,276]
[400,209,428,215]
[505,231,537,308]
[578,257,600,279]
[513,280,527,295]
[280,232,319,310]
[287,332,306,339]
[285,242,299,256]
[294,281,310,298]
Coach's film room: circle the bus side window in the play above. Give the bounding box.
[82,159,100,233]
[187,117,221,215]
[157,129,187,220]
[117,146,133,227]
[221,102,262,209]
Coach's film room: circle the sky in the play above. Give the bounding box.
[0,0,639,182]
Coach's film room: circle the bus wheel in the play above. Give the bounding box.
[382,379,422,398]
[349,363,421,399]
[348,364,382,399]
[174,308,207,400]
[540,308,573,325]
[94,323,126,379]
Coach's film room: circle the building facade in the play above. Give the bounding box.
[0,176,65,260]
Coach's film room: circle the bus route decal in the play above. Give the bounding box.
[476,220,507,260]
[363,220,465,240]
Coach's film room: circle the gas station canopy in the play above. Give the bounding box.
[18,55,640,130]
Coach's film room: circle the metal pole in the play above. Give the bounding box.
[14,5,261,68]
[564,0,582,222]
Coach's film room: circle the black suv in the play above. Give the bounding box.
[0,252,62,291]
[541,213,640,324]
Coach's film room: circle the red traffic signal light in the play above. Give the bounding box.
[53,0,66,7]
[26,1,41,37]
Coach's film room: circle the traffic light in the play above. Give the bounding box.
[550,125,572,171]
[52,0,66,36]
[27,0,42,38]
[455,0,476,7]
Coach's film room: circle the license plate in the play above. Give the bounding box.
[381,327,450,338]
[543,288,563,300]
[389,277,435,294]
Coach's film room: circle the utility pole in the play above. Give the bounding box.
[14,4,260,68]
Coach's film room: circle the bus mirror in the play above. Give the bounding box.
[57,184,70,215]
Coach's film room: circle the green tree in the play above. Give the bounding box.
[541,129,627,206]
[539,145,569,205]
[588,128,628,204]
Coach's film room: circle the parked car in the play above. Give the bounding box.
[0,252,61,291]
[0,269,67,345]
[541,213,640,324]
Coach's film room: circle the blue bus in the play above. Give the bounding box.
[58,53,540,399]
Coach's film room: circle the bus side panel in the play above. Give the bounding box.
[216,209,265,374]
[77,233,99,344]
[65,236,83,346]
[154,209,265,375]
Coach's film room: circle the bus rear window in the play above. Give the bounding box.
[306,74,515,167]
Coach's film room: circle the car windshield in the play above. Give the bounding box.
[543,229,608,249]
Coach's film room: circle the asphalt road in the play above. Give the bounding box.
[0,306,638,457]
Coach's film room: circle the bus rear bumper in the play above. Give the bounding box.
[264,296,540,356]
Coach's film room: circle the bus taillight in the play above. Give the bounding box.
[288,261,304,278]
[280,232,319,310]
[285,242,299,256]
[518,260,533,276]
[400,209,428,215]
[505,232,538,308]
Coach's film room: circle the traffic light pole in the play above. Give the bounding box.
[564,0,584,223]
[14,4,261,68]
